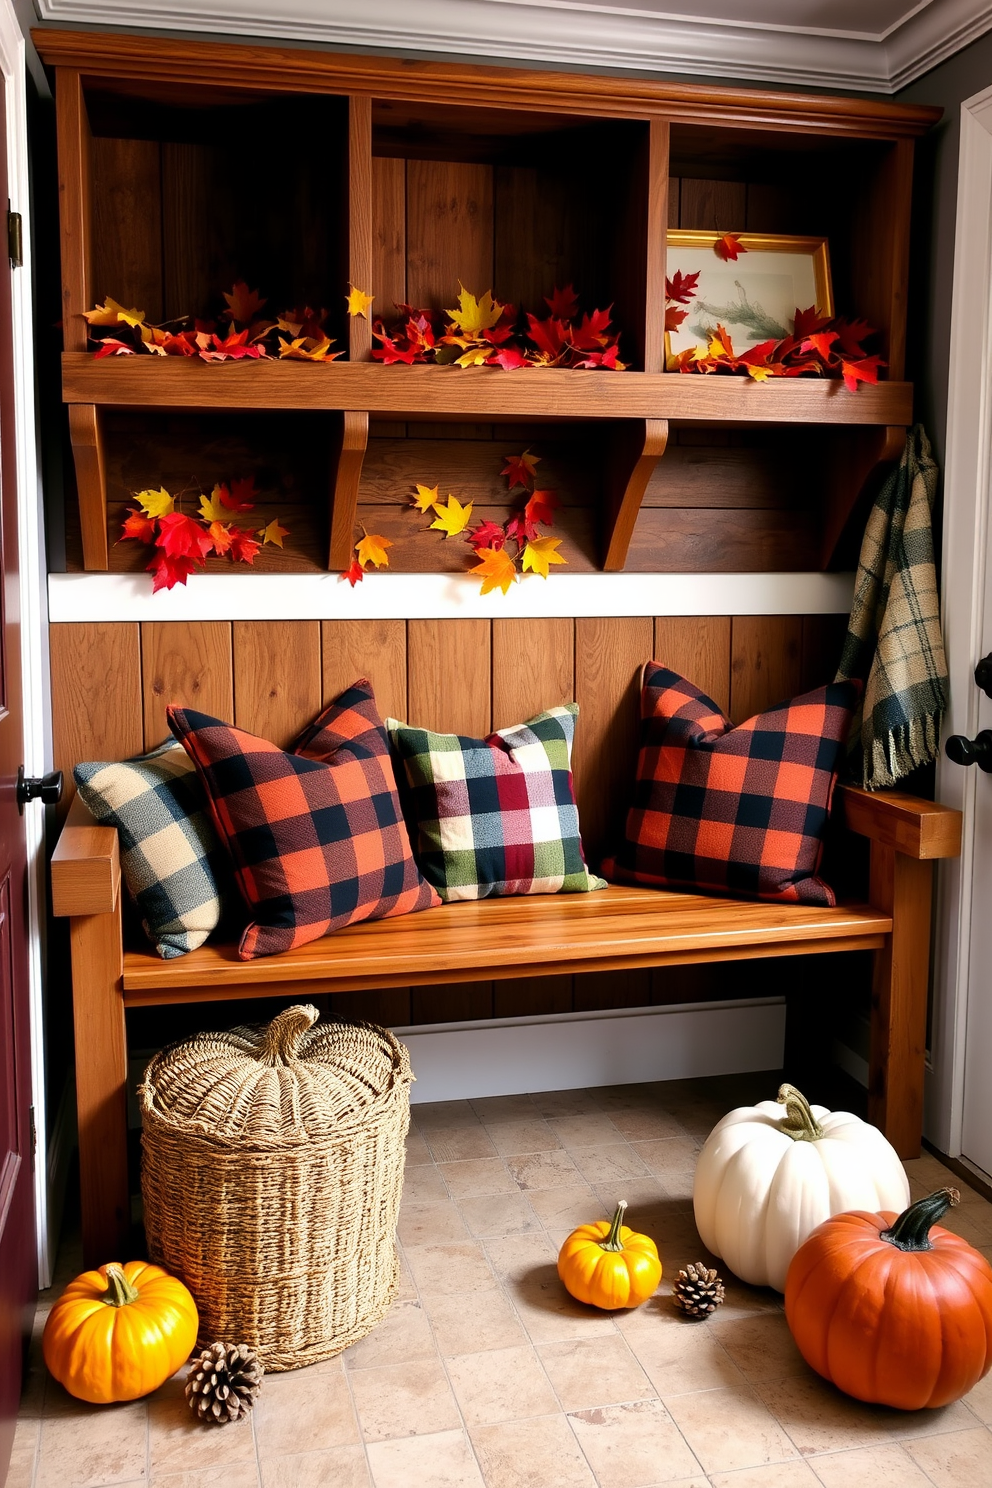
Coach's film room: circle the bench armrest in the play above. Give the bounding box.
[835,783,961,860]
[51,793,121,917]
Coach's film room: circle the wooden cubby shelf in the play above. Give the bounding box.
[37,28,939,579]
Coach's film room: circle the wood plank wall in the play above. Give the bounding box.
[51,612,846,1026]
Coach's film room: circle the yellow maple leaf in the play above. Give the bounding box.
[411,484,439,513]
[260,518,290,547]
[471,546,517,596]
[521,535,566,579]
[745,364,772,382]
[277,334,338,361]
[84,296,144,327]
[346,285,374,319]
[455,346,493,368]
[135,487,174,519]
[355,532,393,569]
[198,486,228,523]
[445,283,504,337]
[430,495,473,538]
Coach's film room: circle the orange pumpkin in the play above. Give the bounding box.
[557,1200,661,1310]
[43,1260,199,1403]
[785,1187,992,1409]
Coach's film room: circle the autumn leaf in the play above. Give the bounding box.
[356,532,393,569]
[346,285,374,319]
[665,270,700,305]
[198,488,229,524]
[148,551,201,593]
[135,487,175,519]
[120,509,156,544]
[344,557,365,586]
[221,281,267,324]
[525,489,560,527]
[468,519,507,552]
[455,346,493,368]
[430,495,473,538]
[568,307,613,351]
[501,451,540,490]
[260,518,290,547]
[521,534,565,579]
[745,365,773,382]
[85,296,145,326]
[665,305,689,333]
[156,512,213,561]
[471,546,517,596]
[490,346,529,371]
[445,284,506,337]
[93,338,137,358]
[207,521,233,554]
[411,484,440,513]
[505,509,540,546]
[841,355,883,392]
[220,478,256,512]
[714,233,746,262]
[544,284,581,319]
[277,333,340,361]
[229,527,260,565]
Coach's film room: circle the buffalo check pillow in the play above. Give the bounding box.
[602,663,860,906]
[74,739,231,958]
[386,705,605,901]
[168,679,439,960]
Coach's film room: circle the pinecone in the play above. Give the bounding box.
[185,1341,264,1424]
[672,1262,725,1319]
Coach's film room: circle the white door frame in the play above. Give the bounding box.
[929,83,992,1158]
[0,2,51,1283]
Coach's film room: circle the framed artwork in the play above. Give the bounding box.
[666,232,833,358]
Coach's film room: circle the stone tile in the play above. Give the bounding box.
[605,1108,690,1142]
[592,1084,667,1112]
[402,1240,498,1297]
[148,1373,256,1474]
[153,1468,260,1488]
[400,1162,449,1201]
[35,1401,148,1488]
[439,1158,518,1198]
[447,1344,559,1426]
[471,1094,540,1123]
[525,1186,603,1230]
[663,1385,799,1476]
[6,1418,39,1488]
[470,1415,598,1488]
[486,1120,563,1156]
[708,1462,821,1488]
[425,1289,528,1357]
[567,1144,651,1186]
[566,1398,702,1488]
[404,1127,433,1166]
[342,1298,436,1370]
[709,1312,809,1382]
[811,1443,936,1488]
[425,1126,498,1163]
[505,1150,581,1191]
[366,1429,484,1488]
[397,1198,470,1247]
[964,1367,992,1423]
[545,1113,624,1149]
[905,1426,992,1487]
[253,1364,360,1458]
[538,1336,654,1412]
[413,1100,480,1129]
[942,1208,992,1244]
[753,1373,974,1455]
[619,1308,747,1395]
[529,1089,603,1118]
[629,1138,703,1179]
[258,1445,370,1488]
[509,1265,619,1344]
[456,1191,542,1238]
[348,1356,460,1443]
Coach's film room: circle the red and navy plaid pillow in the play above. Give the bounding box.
[602,663,860,906]
[168,680,439,959]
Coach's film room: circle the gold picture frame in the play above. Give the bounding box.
[666,231,833,359]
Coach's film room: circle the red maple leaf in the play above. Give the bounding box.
[501,451,540,490]
[572,344,623,370]
[665,270,700,305]
[344,557,365,586]
[714,233,746,262]
[93,339,136,358]
[803,331,839,362]
[156,512,213,561]
[228,527,261,564]
[120,509,156,544]
[525,313,568,362]
[371,331,419,365]
[221,477,257,512]
[834,318,876,357]
[665,305,688,333]
[506,510,540,546]
[525,489,560,527]
[490,345,529,370]
[544,284,581,319]
[468,519,507,551]
[568,307,613,351]
[841,356,884,392]
[148,551,201,592]
[198,326,265,362]
[792,306,833,339]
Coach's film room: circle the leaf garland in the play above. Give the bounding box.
[118,478,290,592]
[664,271,884,389]
[85,283,344,363]
[372,283,625,371]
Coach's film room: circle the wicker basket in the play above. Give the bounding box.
[139,1004,411,1371]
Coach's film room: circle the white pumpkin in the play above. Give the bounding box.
[692,1084,910,1292]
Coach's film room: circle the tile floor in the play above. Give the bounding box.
[10,1071,992,1488]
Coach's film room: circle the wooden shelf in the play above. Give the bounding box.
[62,355,913,426]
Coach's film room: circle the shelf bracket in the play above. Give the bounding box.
[820,424,906,570]
[329,410,369,570]
[602,418,668,571]
[68,403,109,570]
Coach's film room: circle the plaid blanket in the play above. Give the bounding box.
[835,424,948,789]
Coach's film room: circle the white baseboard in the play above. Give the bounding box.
[396,997,786,1105]
[43,1075,77,1287]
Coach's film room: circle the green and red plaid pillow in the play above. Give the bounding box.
[168,680,439,959]
[386,705,605,901]
[602,663,859,906]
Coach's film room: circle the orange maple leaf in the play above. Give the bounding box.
[356,532,393,569]
[221,281,267,323]
[260,519,290,547]
[525,489,560,527]
[714,233,746,263]
[471,546,517,596]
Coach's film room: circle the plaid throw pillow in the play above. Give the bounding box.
[169,680,440,960]
[602,663,859,906]
[74,740,230,959]
[386,705,605,901]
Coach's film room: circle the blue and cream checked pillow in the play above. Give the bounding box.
[386,705,606,901]
[74,740,231,958]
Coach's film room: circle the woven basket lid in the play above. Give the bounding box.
[139,1005,411,1147]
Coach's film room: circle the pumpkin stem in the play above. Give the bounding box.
[101,1263,140,1308]
[259,1004,319,1066]
[600,1200,628,1253]
[776,1084,824,1142]
[880,1187,960,1252]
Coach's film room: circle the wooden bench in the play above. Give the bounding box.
[52,782,961,1265]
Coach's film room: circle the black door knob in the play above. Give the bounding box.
[945,731,992,771]
[975,654,992,699]
[16,767,63,812]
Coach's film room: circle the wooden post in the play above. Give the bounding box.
[329,410,369,570]
[602,418,668,571]
[68,404,109,570]
[868,840,934,1158]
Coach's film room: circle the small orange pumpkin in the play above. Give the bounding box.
[557,1200,661,1310]
[43,1260,199,1404]
[785,1187,992,1409]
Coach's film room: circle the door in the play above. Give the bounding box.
[0,70,37,1485]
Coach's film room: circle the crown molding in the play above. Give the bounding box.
[29,0,992,92]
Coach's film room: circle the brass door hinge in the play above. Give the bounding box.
[8,207,22,269]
